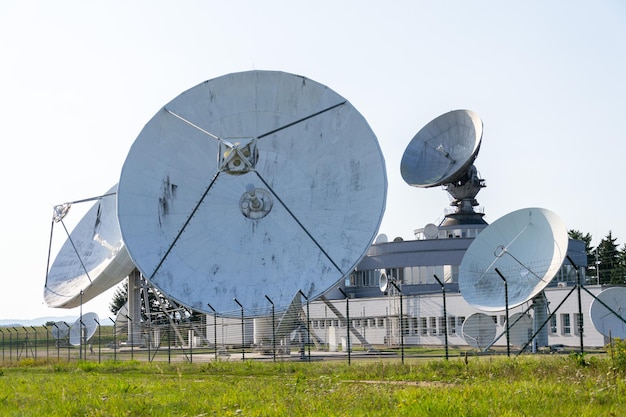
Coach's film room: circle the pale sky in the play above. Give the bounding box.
[1,1,625,321]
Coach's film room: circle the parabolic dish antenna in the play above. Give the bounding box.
[117,70,387,316]
[375,234,388,244]
[51,321,70,340]
[44,185,135,309]
[378,271,389,292]
[400,109,482,188]
[459,207,568,311]
[590,287,626,339]
[69,312,99,346]
[423,223,439,239]
[461,312,496,349]
[506,312,533,347]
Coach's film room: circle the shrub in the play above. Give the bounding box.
[607,337,626,372]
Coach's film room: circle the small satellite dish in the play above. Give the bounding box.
[462,313,497,349]
[401,109,482,188]
[69,312,99,346]
[590,287,626,339]
[379,271,389,293]
[375,234,388,244]
[117,70,387,315]
[507,312,533,347]
[423,223,439,239]
[114,302,129,336]
[44,185,135,309]
[51,321,70,340]
[459,207,568,311]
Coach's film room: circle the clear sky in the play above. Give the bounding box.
[1,1,625,321]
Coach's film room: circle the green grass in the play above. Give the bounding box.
[0,355,624,416]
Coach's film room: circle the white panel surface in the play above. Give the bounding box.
[117,71,387,316]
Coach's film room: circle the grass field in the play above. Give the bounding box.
[1,352,625,416]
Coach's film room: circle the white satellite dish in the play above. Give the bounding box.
[44,185,135,309]
[590,287,626,338]
[69,312,99,346]
[117,70,387,316]
[378,271,389,292]
[461,312,496,349]
[506,312,533,347]
[114,302,129,336]
[400,109,482,188]
[51,321,70,340]
[459,207,568,311]
[423,223,439,239]
[375,234,388,244]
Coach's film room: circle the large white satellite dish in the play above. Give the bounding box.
[44,185,135,308]
[69,312,99,346]
[459,207,568,311]
[590,287,626,338]
[462,312,497,349]
[400,109,482,188]
[117,70,387,316]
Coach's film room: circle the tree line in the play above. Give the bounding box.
[568,230,626,285]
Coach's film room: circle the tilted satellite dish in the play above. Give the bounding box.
[461,312,496,349]
[69,312,99,346]
[51,321,70,340]
[401,109,486,226]
[375,234,388,244]
[378,271,389,293]
[590,287,626,339]
[114,302,129,336]
[423,223,439,239]
[44,185,135,309]
[459,207,568,311]
[117,70,387,316]
[401,109,482,188]
[506,312,533,347]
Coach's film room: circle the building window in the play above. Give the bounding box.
[429,317,437,335]
[378,318,385,328]
[457,316,465,327]
[573,313,583,335]
[401,316,409,335]
[438,317,446,335]
[449,316,456,335]
[550,316,557,334]
[420,317,428,335]
[561,314,571,335]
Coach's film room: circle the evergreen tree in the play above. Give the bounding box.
[597,231,623,284]
[109,280,128,315]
